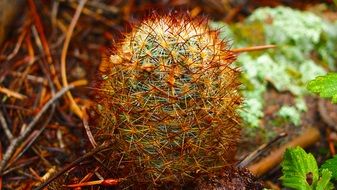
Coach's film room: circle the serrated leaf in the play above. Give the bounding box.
[315,169,333,190]
[307,73,337,103]
[321,155,337,180]
[280,147,319,190]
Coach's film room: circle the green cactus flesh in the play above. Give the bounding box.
[91,13,241,187]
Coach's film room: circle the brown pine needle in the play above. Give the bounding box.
[27,0,62,90]
[237,132,287,168]
[83,108,97,148]
[0,111,13,141]
[61,0,88,119]
[0,81,85,174]
[232,45,276,53]
[248,127,320,177]
[0,86,27,100]
[34,144,112,190]
[27,0,52,64]
[65,179,119,188]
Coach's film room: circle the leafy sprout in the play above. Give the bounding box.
[307,73,337,103]
[281,147,335,190]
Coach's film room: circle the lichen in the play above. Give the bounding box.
[211,6,337,133]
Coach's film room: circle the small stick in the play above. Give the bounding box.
[10,71,47,85]
[237,132,287,168]
[68,2,117,27]
[51,1,60,32]
[327,129,336,155]
[248,127,320,177]
[84,1,118,14]
[6,130,48,170]
[34,144,111,190]
[232,45,276,53]
[27,0,53,64]
[28,0,63,90]
[0,83,82,174]
[5,30,27,61]
[82,108,97,148]
[0,86,27,100]
[1,156,39,176]
[65,178,119,188]
[40,166,57,184]
[0,110,13,141]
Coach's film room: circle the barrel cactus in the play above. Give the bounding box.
[90,13,242,187]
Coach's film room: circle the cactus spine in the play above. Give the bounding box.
[91,13,241,187]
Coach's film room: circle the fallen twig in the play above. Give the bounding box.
[0,86,27,100]
[232,45,276,53]
[10,71,47,85]
[248,127,320,177]
[27,0,53,65]
[5,29,27,61]
[65,178,119,188]
[83,107,97,148]
[5,130,50,172]
[28,0,63,92]
[327,129,336,156]
[237,132,287,168]
[0,82,84,174]
[2,156,40,176]
[34,144,111,190]
[0,110,13,141]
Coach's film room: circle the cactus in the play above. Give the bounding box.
[90,12,241,187]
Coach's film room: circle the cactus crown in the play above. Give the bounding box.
[92,13,241,187]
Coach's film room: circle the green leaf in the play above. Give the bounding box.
[315,169,333,190]
[307,73,337,103]
[281,147,319,190]
[321,155,337,180]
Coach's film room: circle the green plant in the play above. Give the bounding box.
[321,154,337,180]
[90,13,241,187]
[290,51,337,190]
[281,147,337,190]
[308,73,337,103]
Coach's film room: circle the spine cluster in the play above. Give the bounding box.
[91,12,241,187]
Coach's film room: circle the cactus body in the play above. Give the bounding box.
[91,13,241,187]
